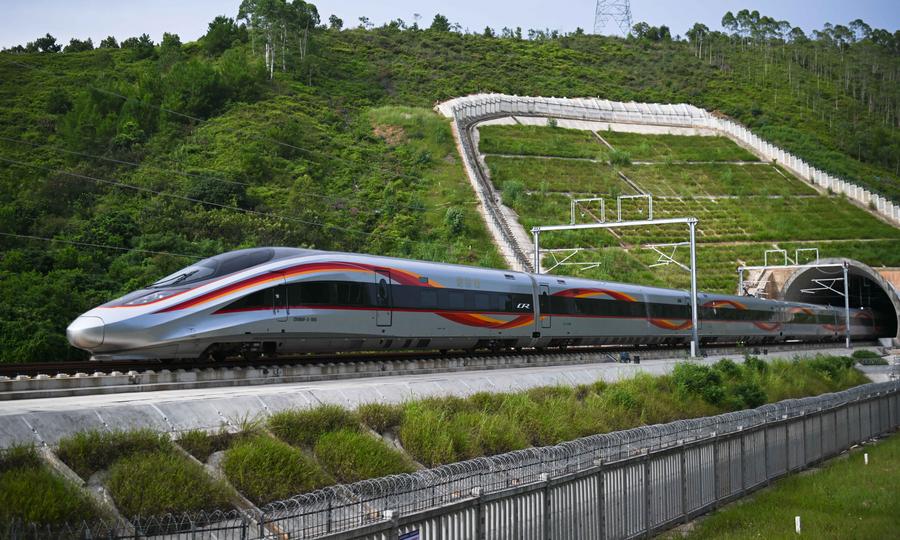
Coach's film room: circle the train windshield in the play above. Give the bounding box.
[149,248,276,288]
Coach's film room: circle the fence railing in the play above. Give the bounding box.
[9,380,898,539]
[436,94,900,228]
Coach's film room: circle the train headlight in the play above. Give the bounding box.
[123,288,188,306]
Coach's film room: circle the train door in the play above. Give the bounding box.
[272,272,288,322]
[374,269,392,327]
[539,284,551,329]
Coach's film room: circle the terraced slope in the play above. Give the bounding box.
[481,124,900,293]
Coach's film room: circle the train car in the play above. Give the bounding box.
[66,247,881,360]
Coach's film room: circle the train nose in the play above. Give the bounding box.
[67,316,105,349]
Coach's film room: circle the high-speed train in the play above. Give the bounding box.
[67,247,883,360]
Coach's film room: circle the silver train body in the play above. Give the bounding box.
[67,248,882,360]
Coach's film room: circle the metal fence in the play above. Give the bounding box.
[8,380,898,539]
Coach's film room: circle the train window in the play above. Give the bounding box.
[420,290,438,308]
[448,291,465,310]
[221,287,275,311]
[153,248,275,288]
[474,293,490,311]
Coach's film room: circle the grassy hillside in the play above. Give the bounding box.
[482,124,900,292]
[0,7,897,360]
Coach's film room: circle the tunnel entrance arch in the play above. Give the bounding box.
[780,259,899,341]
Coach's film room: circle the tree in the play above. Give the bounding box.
[63,37,94,53]
[483,26,495,38]
[848,19,872,42]
[686,23,709,58]
[631,22,651,40]
[430,14,450,32]
[721,12,737,36]
[203,16,245,55]
[328,14,343,30]
[657,25,672,41]
[121,34,155,60]
[99,36,119,48]
[161,32,182,51]
[238,0,320,79]
[32,33,61,53]
[789,27,807,44]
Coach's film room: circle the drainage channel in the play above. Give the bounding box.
[0,341,871,401]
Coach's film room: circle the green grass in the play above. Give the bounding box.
[623,164,814,197]
[369,106,505,268]
[396,356,867,467]
[106,451,232,519]
[506,189,900,292]
[313,430,415,483]
[357,402,405,434]
[57,429,172,479]
[222,435,332,505]
[479,125,602,158]
[480,125,898,294]
[177,429,238,462]
[0,445,99,526]
[674,433,900,539]
[269,404,360,447]
[486,155,635,194]
[600,131,759,162]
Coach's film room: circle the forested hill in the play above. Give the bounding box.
[0,4,898,360]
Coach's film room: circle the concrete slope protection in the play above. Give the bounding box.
[12,365,898,540]
[437,94,900,273]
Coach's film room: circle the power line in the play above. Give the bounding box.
[0,231,201,259]
[0,155,412,246]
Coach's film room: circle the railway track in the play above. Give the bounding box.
[0,341,875,402]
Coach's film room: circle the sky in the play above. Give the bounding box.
[2,0,898,49]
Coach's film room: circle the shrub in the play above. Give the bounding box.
[732,380,767,409]
[807,355,855,381]
[856,356,889,366]
[314,430,414,483]
[501,180,525,206]
[713,358,742,380]
[106,451,231,518]
[223,435,331,504]
[851,350,881,360]
[672,363,725,406]
[608,149,632,166]
[357,402,405,433]
[743,355,768,374]
[57,429,172,479]
[605,385,639,409]
[269,405,359,447]
[444,206,465,235]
